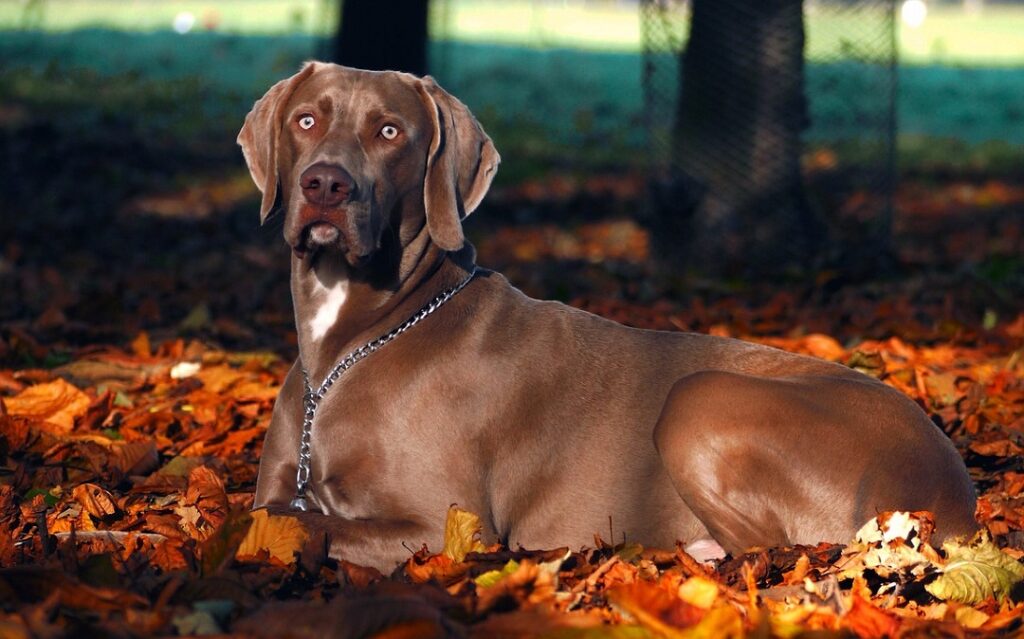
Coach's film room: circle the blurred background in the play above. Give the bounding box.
[0,0,1021,362]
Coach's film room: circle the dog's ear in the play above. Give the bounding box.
[238,62,319,224]
[416,76,500,251]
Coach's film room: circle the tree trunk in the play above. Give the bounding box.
[334,0,429,76]
[659,0,821,276]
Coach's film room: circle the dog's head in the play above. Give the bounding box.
[238,62,500,267]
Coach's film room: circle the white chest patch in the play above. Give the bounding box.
[309,279,348,341]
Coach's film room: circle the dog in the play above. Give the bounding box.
[238,62,977,570]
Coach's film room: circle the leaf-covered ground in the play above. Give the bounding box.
[1,172,1024,637]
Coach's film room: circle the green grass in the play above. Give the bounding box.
[2,0,1024,65]
[2,0,339,35]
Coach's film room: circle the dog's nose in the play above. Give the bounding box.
[300,163,355,206]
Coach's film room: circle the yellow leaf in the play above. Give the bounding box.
[475,559,520,588]
[3,378,90,432]
[442,505,486,562]
[677,576,720,609]
[954,606,990,629]
[235,509,308,564]
[688,605,744,638]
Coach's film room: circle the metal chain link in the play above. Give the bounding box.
[289,267,478,511]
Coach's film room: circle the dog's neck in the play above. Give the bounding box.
[290,221,475,383]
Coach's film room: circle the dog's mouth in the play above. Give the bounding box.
[306,221,341,247]
[295,221,345,256]
[294,220,375,268]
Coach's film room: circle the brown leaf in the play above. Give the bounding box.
[54,359,149,389]
[109,440,160,476]
[71,483,118,519]
[0,567,148,611]
[475,560,557,614]
[199,506,253,575]
[338,559,384,589]
[3,379,90,432]
[180,466,229,540]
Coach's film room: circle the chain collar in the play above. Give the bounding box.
[289,267,478,511]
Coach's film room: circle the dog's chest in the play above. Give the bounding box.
[306,276,349,342]
[299,366,474,518]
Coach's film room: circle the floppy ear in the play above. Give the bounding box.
[416,77,500,251]
[237,62,319,224]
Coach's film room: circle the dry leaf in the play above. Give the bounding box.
[926,530,1024,604]
[843,589,901,638]
[4,378,90,432]
[442,505,486,562]
[476,560,557,614]
[236,508,309,564]
[72,483,118,518]
[676,576,720,609]
[608,580,707,634]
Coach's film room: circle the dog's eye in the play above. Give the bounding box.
[298,115,316,130]
[380,125,399,140]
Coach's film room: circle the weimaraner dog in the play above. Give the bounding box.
[238,62,977,570]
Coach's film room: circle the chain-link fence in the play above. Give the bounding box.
[641,0,898,253]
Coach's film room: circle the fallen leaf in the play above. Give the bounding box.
[3,378,90,432]
[926,530,1024,604]
[608,579,707,633]
[954,605,989,629]
[130,332,152,358]
[475,559,520,588]
[200,507,253,575]
[843,588,901,638]
[71,483,118,519]
[476,559,557,614]
[676,576,720,609]
[442,505,486,562]
[235,508,308,564]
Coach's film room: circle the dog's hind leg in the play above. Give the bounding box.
[651,370,877,555]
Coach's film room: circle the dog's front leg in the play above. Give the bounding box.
[259,506,425,572]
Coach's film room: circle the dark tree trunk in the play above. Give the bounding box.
[658,0,821,276]
[334,0,429,76]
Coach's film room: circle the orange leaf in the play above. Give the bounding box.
[130,331,151,358]
[607,580,707,632]
[970,439,1024,458]
[844,590,901,639]
[3,378,90,432]
[235,508,309,564]
[72,483,118,518]
[404,548,468,585]
[180,466,229,540]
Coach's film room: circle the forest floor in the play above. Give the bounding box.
[1,162,1024,636]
